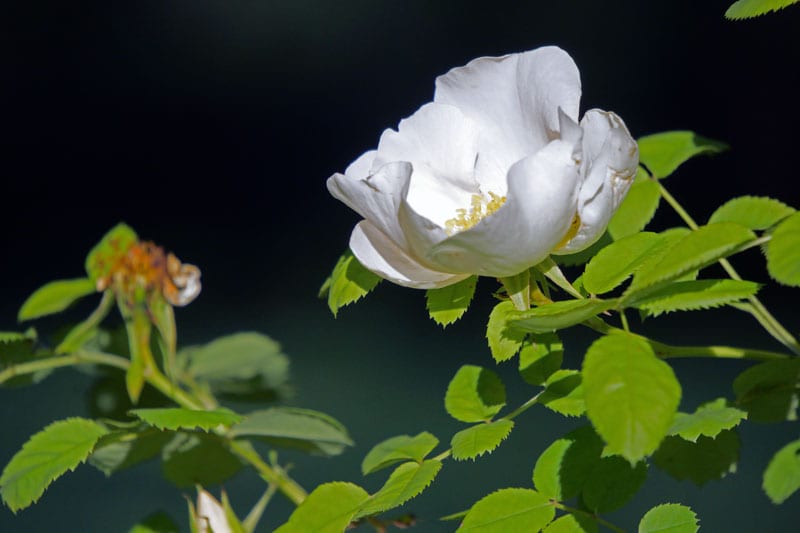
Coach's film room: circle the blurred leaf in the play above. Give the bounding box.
[274,482,369,533]
[632,279,760,316]
[733,359,800,422]
[709,196,795,230]
[508,299,615,334]
[426,276,477,327]
[638,504,699,533]
[219,491,247,533]
[486,301,527,362]
[355,460,442,518]
[583,334,681,463]
[637,131,727,179]
[161,433,243,488]
[607,169,661,240]
[583,232,663,295]
[540,370,586,417]
[763,439,800,504]
[149,295,176,364]
[533,426,604,501]
[451,419,514,461]
[668,398,747,442]
[17,278,95,322]
[130,408,243,432]
[320,250,381,317]
[85,223,138,282]
[90,428,173,476]
[459,488,554,532]
[129,511,179,533]
[445,365,506,423]
[230,407,353,457]
[120,305,155,404]
[766,212,800,287]
[0,418,108,512]
[581,456,647,513]
[543,513,598,533]
[654,431,740,486]
[361,432,439,475]
[518,333,563,386]
[725,0,800,19]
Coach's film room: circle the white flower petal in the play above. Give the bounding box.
[434,47,581,193]
[345,150,377,179]
[427,140,581,277]
[350,220,466,289]
[196,490,232,533]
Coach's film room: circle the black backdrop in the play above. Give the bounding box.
[2,1,799,531]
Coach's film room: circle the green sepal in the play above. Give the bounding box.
[425,276,477,327]
[319,250,381,317]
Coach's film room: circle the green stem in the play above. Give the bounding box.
[0,350,129,384]
[553,502,626,533]
[658,181,800,355]
[503,391,544,421]
[227,440,308,505]
[55,291,115,354]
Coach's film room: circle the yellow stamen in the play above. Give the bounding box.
[555,214,582,250]
[444,192,507,235]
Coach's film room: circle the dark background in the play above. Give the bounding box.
[2,1,799,531]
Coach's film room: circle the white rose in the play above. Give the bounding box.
[328,46,638,289]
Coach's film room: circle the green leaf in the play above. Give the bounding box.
[554,232,613,267]
[653,431,740,486]
[499,270,531,311]
[733,359,800,422]
[361,432,440,475]
[607,169,661,240]
[638,504,699,533]
[637,131,728,179]
[582,456,648,513]
[583,232,664,294]
[17,278,96,321]
[533,426,604,501]
[668,398,747,442]
[220,491,247,533]
[356,460,442,518]
[275,482,369,533]
[90,429,173,476]
[445,365,506,423]
[508,299,616,334]
[130,408,243,432]
[0,418,108,512]
[426,276,477,327]
[540,370,586,417]
[486,301,527,362]
[632,279,760,317]
[179,332,289,402]
[459,488,555,532]
[763,439,800,504]
[320,250,381,317]
[518,333,563,386]
[451,419,514,461]
[129,511,180,533]
[85,223,138,282]
[583,334,681,463]
[766,212,800,287]
[230,407,353,456]
[709,196,795,230]
[0,330,36,343]
[624,223,755,301]
[543,513,598,533]
[161,433,243,488]
[725,0,800,19]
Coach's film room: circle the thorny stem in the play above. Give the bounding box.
[553,502,627,533]
[657,180,800,356]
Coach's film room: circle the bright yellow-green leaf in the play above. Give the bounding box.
[445,365,506,423]
[709,196,795,230]
[544,513,598,533]
[668,398,747,442]
[508,299,616,334]
[486,301,527,362]
[583,232,664,294]
[451,419,514,461]
[638,504,699,533]
[518,333,563,386]
[361,432,439,475]
[763,439,800,504]
[129,408,243,432]
[540,370,586,417]
[18,278,95,321]
[426,276,477,327]
[459,488,554,532]
[319,250,381,317]
[725,0,800,19]
[766,212,800,287]
[275,482,370,533]
[638,131,727,179]
[356,460,442,518]
[632,279,760,316]
[607,169,661,240]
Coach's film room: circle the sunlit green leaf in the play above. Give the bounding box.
[709,196,795,230]
[518,333,563,386]
[0,330,36,343]
[533,426,604,501]
[320,250,381,317]
[451,420,514,461]
[85,223,138,282]
[275,482,369,533]
[733,359,800,422]
[17,278,96,322]
[582,456,647,513]
[653,431,740,486]
[129,511,179,533]
[508,299,615,334]
[540,370,586,417]
[426,276,477,327]
[130,408,243,432]
[543,513,598,533]
[90,429,173,476]
[445,365,506,423]
[583,232,663,294]
[356,460,442,518]
[766,212,800,287]
[486,301,527,362]
[638,504,699,533]
[763,439,800,504]
[637,131,727,179]
[632,279,760,316]
[161,433,243,488]
[583,334,681,463]
[725,0,800,19]
[459,488,554,532]
[668,398,747,442]
[361,432,439,475]
[607,169,661,240]
[0,418,108,512]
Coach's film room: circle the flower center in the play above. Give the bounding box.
[444,192,507,235]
